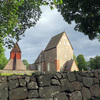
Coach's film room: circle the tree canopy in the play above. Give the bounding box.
[0,0,41,47]
[0,43,8,69]
[76,54,87,71]
[88,56,100,70]
[57,0,100,40]
[22,59,29,69]
[73,54,78,65]
[0,0,62,47]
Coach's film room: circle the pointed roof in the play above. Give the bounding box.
[45,32,73,51]
[35,51,45,64]
[11,42,21,53]
[4,59,26,70]
[64,59,74,71]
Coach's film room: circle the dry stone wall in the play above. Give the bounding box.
[0,70,100,100]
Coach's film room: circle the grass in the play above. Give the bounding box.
[0,73,32,76]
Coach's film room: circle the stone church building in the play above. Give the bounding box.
[33,32,79,72]
[4,43,26,70]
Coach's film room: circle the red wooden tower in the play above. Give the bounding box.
[4,42,26,70]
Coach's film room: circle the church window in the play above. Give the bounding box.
[47,63,50,71]
[68,42,70,46]
[64,42,66,45]
[60,41,62,44]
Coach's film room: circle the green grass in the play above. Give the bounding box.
[0,73,32,76]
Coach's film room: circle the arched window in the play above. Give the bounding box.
[47,63,50,71]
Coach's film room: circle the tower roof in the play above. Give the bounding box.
[11,42,21,53]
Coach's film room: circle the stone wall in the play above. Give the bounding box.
[0,70,100,100]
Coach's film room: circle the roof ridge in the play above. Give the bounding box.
[11,42,21,52]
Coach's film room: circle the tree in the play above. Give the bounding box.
[0,44,8,69]
[22,59,29,69]
[88,56,100,70]
[57,0,100,40]
[0,0,41,48]
[73,54,78,65]
[0,0,62,47]
[76,54,87,71]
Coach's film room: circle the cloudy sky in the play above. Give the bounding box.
[5,6,100,64]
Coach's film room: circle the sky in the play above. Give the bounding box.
[5,6,100,64]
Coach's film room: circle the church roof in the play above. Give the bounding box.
[64,59,74,71]
[35,50,45,64]
[45,32,73,51]
[4,59,26,70]
[11,42,21,53]
[45,32,64,51]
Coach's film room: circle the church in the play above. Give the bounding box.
[4,43,26,70]
[31,32,79,72]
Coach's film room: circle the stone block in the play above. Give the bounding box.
[28,81,38,89]
[61,72,67,78]
[93,78,99,84]
[67,72,76,82]
[25,76,31,82]
[25,98,53,100]
[71,81,82,91]
[83,77,93,87]
[60,79,73,92]
[53,73,62,79]
[82,87,91,100]
[8,75,17,80]
[16,75,23,79]
[28,90,39,98]
[39,86,61,97]
[31,76,36,81]
[37,75,51,86]
[54,92,68,100]
[69,91,82,100]
[0,83,8,100]
[0,76,7,83]
[8,79,19,89]
[88,72,94,77]
[19,79,26,87]
[9,87,27,100]
[51,79,60,85]
[90,84,100,97]
[94,71,99,77]
[75,74,82,82]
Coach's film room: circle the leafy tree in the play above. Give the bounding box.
[88,56,100,70]
[22,59,29,69]
[0,0,41,47]
[0,44,8,69]
[57,0,100,40]
[0,0,62,47]
[73,54,78,65]
[76,54,87,71]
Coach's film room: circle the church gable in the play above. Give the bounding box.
[57,32,73,50]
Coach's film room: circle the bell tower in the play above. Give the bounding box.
[4,42,26,70]
[10,42,21,59]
